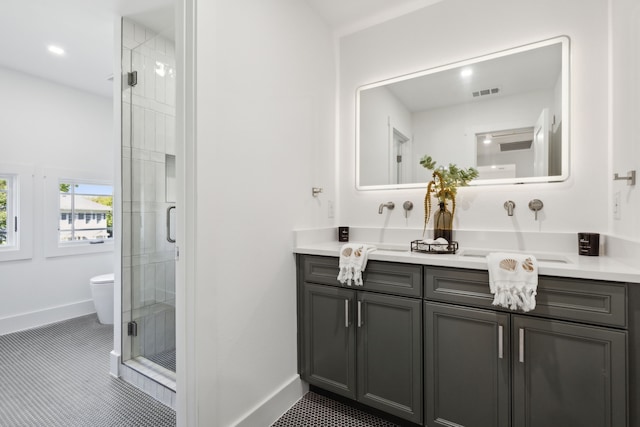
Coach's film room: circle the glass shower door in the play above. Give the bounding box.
[122,23,176,375]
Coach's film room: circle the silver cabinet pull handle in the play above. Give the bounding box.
[166,206,176,243]
[345,300,349,328]
[357,301,362,327]
[519,328,525,363]
[498,325,504,359]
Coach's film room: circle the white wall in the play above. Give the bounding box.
[339,0,609,233]
[0,66,114,334]
[412,89,554,178]
[359,86,412,186]
[610,0,640,240]
[192,0,335,425]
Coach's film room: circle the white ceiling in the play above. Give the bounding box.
[384,42,563,112]
[0,0,436,99]
[0,0,173,98]
[304,0,443,34]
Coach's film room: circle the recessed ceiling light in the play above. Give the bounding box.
[483,136,492,144]
[47,45,65,56]
[460,68,473,77]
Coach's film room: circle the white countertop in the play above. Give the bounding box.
[294,240,640,284]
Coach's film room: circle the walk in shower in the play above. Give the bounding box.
[121,16,177,387]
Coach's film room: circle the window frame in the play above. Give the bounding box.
[0,164,34,262]
[44,169,113,258]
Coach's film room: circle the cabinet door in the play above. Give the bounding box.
[425,302,510,427]
[357,292,422,424]
[302,283,356,399]
[512,316,627,427]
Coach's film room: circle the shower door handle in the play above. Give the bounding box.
[166,206,176,243]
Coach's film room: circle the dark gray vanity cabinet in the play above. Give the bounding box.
[299,255,423,424]
[424,266,628,427]
[297,255,631,426]
[424,302,511,427]
[356,291,422,423]
[302,283,356,399]
[511,315,627,427]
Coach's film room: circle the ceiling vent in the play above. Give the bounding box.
[472,87,500,98]
[499,140,533,151]
[485,127,534,152]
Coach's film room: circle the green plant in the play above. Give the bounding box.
[420,155,479,236]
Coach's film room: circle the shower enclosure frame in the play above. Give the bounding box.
[120,16,177,389]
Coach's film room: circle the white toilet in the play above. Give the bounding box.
[90,273,114,325]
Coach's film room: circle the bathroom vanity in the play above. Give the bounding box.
[295,241,640,427]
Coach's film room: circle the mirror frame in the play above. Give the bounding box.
[355,36,570,190]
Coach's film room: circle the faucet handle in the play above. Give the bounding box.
[504,200,516,216]
[528,199,543,220]
[402,201,413,218]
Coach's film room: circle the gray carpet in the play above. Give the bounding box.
[272,392,400,427]
[0,314,176,427]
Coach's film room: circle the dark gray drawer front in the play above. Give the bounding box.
[303,255,422,297]
[303,255,341,286]
[425,267,627,327]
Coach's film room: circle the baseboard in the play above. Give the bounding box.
[0,300,96,336]
[233,375,308,427]
[110,351,121,377]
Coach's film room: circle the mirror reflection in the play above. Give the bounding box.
[356,36,569,189]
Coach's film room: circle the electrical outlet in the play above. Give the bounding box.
[328,200,334,219]
[613,191,621,220]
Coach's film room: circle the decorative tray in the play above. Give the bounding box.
[410,240,458,255]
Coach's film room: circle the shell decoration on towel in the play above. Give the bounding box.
[342,247,353,257]
[522,257,535,272]
[499,258,518,271]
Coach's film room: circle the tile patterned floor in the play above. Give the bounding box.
[272,392,400,427]
[145,349,176,373]
[0,314,176,427]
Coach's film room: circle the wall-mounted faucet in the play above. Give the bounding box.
[402,201,413,218]
[378,202,395,214]
[528,199,544,220]
[504,200,516,216]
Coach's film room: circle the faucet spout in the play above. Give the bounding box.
[504,200,516,216]
[378,202,395,214]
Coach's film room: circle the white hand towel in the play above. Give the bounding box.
[337,244,376,286]
[486,252,538,312]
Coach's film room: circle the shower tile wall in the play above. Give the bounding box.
[121,18,176,364]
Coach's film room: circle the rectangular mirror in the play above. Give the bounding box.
[356,36,570,189]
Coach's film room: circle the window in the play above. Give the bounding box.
[58,181,113,243]
[0,164,34,262]
[0,175,15,247]
[44,170,113,258]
